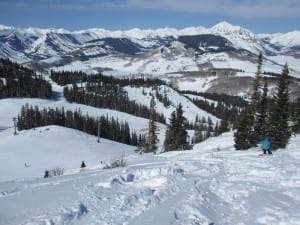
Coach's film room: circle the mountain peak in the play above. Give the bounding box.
[210,21,254,36]
[212,21,234,28]
[210,21,254,38]
[210,21,246,32]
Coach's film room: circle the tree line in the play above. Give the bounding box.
[51,70,167,123]
[63,83,166,124]
[181,90,247,128]
[17,104,141,146]
[154,86,172,108]
[0,58,52,99]
[181,91,247,108]
[50,70,167,87]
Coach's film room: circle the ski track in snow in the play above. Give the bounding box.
[1,134,299,225]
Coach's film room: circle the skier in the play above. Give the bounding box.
[259,138,272,155]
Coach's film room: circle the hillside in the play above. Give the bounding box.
[0,126,136,182]
[0,130,299,225]
[123,85,219,124]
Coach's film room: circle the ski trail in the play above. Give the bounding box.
[71,163,187,225]
[1,135,300,225]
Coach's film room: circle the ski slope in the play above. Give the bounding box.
[0,131,299,225]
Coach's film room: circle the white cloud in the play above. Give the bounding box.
[2,0,300,18]
[121,0,300,18]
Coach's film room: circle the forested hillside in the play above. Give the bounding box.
[0,58,52,98]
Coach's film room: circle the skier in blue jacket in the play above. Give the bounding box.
[259,138,272,154]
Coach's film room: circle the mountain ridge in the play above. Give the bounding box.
[1,21,299,59]
[1,21,299,57]
[0,21,299,97]
[1,21,298,37]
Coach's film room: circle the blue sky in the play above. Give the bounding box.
[0,0,299,33]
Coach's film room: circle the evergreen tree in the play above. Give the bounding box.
[217,117,230,135]
[164,111,177,151]
[81,161,86,168]
[257,80,270,139]
[234,107,255,150]
[44,170,50,178]
[252,52,263,143]
[234,52,264,149]
[146,96,159,153]
[295,102,300,133]
[193,119,203,144]
[269,64,291,149]
[164,104,189,151]
[138,96,159,153]
[291,99,300,134]
[174,104,189,150]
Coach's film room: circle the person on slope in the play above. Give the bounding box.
[259,138,272,155]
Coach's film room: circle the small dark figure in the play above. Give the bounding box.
[259,138,272,154]
[44,170,50,178]
[81,161,86,168]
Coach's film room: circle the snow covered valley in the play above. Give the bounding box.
[0,127,300,225]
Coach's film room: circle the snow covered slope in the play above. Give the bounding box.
[264,31,300,50]
[0,131,299,225]
[124,85,220,124]
[0,126,136,182]
[0,97,152,133]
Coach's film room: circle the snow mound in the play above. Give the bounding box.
[0,125,136,182]
[23,202,88,225]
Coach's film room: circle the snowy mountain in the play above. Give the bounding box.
[209,21,261,53]
[0,21,300,96]
[263,31,300,51]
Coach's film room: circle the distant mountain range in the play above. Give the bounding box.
[1,21,299,96]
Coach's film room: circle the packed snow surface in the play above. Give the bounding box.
[0,129,299,225]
